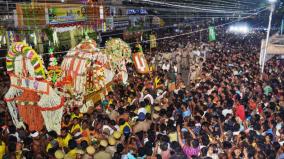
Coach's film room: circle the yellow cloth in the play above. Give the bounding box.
[154,77,160,88]
[46,138,60,152]
[119,122,131,134]
[71,124,82,134]
[66,148,77,158]
[59,133,72,148]
[127,97,132,103]
[150,65,155,72]
[145,105,151,114]
[0,141,6,159]
[71,113,83,120]
[16,151,22,159]
[168,132,177,142]
[109,99,113,105]
[46,143,52,152]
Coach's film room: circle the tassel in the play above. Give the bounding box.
[38,87,63,134]
[4,87,25,129]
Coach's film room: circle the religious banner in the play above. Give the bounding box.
[133,44,149,74]
[208,26,216,42]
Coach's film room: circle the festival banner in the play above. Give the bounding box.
[48,7,86,24]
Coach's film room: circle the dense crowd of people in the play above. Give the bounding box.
[0,24,284,159]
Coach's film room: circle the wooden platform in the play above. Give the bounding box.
[84,82,113,104]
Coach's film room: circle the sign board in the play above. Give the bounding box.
[106,17,114,31]
[127,9,148,15]
[113,21,129,30]
[48,7,86,24]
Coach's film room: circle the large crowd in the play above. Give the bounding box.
[0,24,284,159]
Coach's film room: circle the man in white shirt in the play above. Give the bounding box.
[162,60,170,72]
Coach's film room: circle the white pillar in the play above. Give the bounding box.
[261,4,275,73]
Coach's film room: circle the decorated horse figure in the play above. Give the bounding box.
[5,42,64,133]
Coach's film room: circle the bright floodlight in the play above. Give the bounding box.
[228,24,250,34]
[268,0,277,3]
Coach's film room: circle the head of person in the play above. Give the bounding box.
[73,117,79,125]
[60,128,68,137]
[68,139,77,150]
[73,107,80,115]
[64,115,71,123]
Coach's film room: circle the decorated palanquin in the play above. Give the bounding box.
[60,38,131,112]
[4,42,64,134]
[60,39,109,112]
[105,38,132,84]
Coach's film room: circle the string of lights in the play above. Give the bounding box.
[137,0,258,10]
[139,0,265,13]
[0,6,268,61]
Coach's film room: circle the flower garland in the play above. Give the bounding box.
[6,42,46,80]
[105,38,131,60]
[48,48,61,83]
[105,38,131,73]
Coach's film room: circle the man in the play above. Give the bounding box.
[58,128,72,150]
[133,112,151,133]
[234,95,245,121]
[175,53,182,74]
[93,140,112,159]
[181,49,188,70]
[162,60,170,72]
[30,131,43,156]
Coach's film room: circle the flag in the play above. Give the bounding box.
[208,26,216,42]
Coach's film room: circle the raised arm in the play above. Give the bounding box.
[177,125,185,148]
